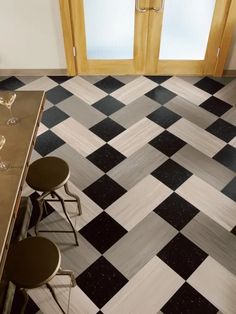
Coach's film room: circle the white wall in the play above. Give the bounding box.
[0,0,66,69]
[0,0,235,70]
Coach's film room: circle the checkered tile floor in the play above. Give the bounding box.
[1,75,236,314]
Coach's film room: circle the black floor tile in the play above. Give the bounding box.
[152,159,192,190]
[213,145,236,172]
[41,106,69,128]
[90,118,125,142]
[221,177,236,202]
[87,144,126,172]
[194,77,224,94]
[46,85,72,104]
[48,76,72,84]
[80,212,127,253]
[206,119,236,143]
[83,175,127,209]
[0,77,24,90]
[35,130,65,156]
[157,233,208,279]
[161,283,218,314]
[231,226,236,236]
[154,193,199,230]
[149,131,185,157]
[94,76,124,94]
[92,96,125,116]
[145,76,172,84]
[199,96,232,117]
[147,107,181,128]
[76,256,128,308]
[146,86,176,105]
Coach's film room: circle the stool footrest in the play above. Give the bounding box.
[37,230,77,234]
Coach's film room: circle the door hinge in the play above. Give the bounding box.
[73,46,76,57]
[217,47,221,58]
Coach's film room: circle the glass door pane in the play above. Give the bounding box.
[84,0,135,59]
[159,0,216,60]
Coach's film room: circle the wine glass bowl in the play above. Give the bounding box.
[0,91,19,126]
[0,135,8,171]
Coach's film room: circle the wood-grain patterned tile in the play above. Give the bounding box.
[188,256,236,314]
[48,144,104,190]
[17,77,57,91]
[161,77,211,106]
[111,76,157,105]
[172,145,235,190]
[176,175,236,231]
[61,76,107,105]
[214,78,236,106]
[108,144,168,190]
[182,212,236,276]
[110,95,161,128]
[57,95,106,128]
[52,117,105,157]
[109,118,164,157]
[105,212,177,279]
[165,96,217,129]
[106,175,172,231]
[102,256,184,314]
[168,118,226,158]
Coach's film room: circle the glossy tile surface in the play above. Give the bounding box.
[2,74,234,314]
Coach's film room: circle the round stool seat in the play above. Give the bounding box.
[26,157,70,192]
[6,237,61,289]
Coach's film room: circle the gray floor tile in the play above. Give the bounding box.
[172,145,235,191]
[104,212,177,279]
[17,76,42,85]
[81,75,106,84]
[182,212,236,276]
[110,95,160,128]
[108,144,168,190]
[29,211,101,276]
[57,95,106,128]
[221,106,236,127]
[114,75,139,84]
[49,144,104,190]
[165,96,218,129]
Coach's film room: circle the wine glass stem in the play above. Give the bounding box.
[9,107,13,119]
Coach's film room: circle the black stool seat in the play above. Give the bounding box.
[26,157,70,192]
[6,237,61,289]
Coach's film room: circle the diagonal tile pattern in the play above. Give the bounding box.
[1,74,235,314]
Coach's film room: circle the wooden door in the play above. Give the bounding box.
[70,0,150,75]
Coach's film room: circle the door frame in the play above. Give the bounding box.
[60,0,236,76]
[68,0,150,75]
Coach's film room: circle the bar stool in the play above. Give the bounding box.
[26,157,82,246]
[6,236,76,314]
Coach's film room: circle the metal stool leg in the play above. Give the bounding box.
[36,192,50,236]
[53,191,79,246]
[20,288,29,314]
[46,283,66,314]
[64,182,82,216]
[57,267,76,287]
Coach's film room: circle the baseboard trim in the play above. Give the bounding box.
[0,69,68,76]
[0,68,235,77]
[223,69,236,77]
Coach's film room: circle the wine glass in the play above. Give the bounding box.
[0,135,8,171]
[0,91,19,126]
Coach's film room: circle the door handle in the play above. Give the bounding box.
[151,0,165,12]
[135,0,147,13]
